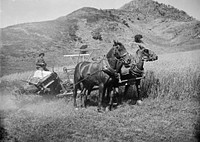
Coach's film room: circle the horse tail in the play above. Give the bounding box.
[74,62,83,90]
[73,62,82,108]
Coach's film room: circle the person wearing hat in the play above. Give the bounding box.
[120,34,146,76]
[133,34,146,49]
[36,53,49,71]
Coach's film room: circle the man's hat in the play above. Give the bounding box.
[39,53,45,57]
[134,34,143,43]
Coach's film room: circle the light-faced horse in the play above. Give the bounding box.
[73,41,130,112]
[121,45,158,105]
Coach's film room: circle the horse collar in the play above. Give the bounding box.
[130,64,144,77]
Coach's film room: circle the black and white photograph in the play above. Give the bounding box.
[0,0,200,141]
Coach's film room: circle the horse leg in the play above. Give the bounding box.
[84,88,91,108]
[81,88,86,107]
[80,89,83,107]
[97,83,104,112]
[104,87,111,111]
[136,80,142,105]
[124,84,130,102]
[108,87,115,111]
[83,89,87,108]
[73,84,78,109]
[104,86,109,105]
[114,87,120,105]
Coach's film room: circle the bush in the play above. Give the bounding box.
[91,29,102,41]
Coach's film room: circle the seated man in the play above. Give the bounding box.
[36,53,49,71]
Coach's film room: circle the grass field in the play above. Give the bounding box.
[0,50,200,142]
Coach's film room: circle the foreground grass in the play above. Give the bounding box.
[0,50,200,142]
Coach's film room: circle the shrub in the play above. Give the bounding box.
[91,29,102,41]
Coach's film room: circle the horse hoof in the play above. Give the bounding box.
[105,107,110,112]
[97,108,103,113]
[137,100,142,106]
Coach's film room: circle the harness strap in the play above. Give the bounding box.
[75,58,106,86]
[130,65,144,77]
[78,63,83,78]
[74,69,102,86]
[100,57,117,83]
[120,52,128,58]
[74,56,120,86]
[101,57,119,79]
[80,63,90,76]
[86,63,93,75]
[78,62,90,78]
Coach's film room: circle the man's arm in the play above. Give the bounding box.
[36,58,46,66]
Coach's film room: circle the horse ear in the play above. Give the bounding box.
[113,40,116,45]
[138,45,144,50]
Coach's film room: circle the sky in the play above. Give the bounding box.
[0,0,200,28]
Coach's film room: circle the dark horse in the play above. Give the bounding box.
[119,44,158,105]
[73,41,131,111]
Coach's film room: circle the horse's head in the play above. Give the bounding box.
[128,45,158,77]
[136,45,158,62]
[112,40,131,65]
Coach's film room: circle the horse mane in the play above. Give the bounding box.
[107,41,125,58]
[114,41,125,51]
[106,43,122,70]
[136,49,139,54]
[106,47,115,58]
[106,41,127,70]
[114,41,123,46]
[134,49,141,63]
[106,48,117,69]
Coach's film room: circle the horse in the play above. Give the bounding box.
[73,40,131,112]
[119,44,158,105]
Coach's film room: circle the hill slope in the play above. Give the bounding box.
[1,0,200,76]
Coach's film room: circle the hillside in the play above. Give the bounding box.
[1,0,200,76]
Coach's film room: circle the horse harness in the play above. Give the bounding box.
[81,47,128,78]
[130,65,144,77]
[85,56,117,77]
[75,46,129,85]
[129,51,144,77]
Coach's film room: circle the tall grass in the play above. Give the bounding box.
[142,68,200,101]
[0,50,200,142]
[1,50,199,105]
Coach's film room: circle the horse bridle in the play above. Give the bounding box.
[113,45,129,62]
[120,52,128,58]
[138,49,152,62]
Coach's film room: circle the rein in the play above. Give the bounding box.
[115,51,129,65]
